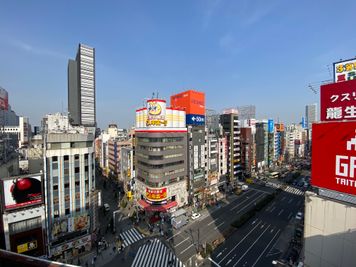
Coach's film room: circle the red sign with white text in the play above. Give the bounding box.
[146,187,167,202]
[312,122,356,195]
[320,79,356,121]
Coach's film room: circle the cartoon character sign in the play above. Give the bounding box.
[3,176,42,209]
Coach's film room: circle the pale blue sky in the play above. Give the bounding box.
[0,0,355,129]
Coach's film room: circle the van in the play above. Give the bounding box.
[104,203,110,212]
[241,185,249,191]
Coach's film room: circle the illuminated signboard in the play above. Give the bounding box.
[312,121,356,195]
[334,58,356,83]
[146,99,167,127]
[320,79,356,121]
[17,240,37,254]
[146,187,167,202]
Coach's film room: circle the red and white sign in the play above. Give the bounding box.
[312,121,356,195]
[320,79,356,121]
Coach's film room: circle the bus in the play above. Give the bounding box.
[270,171,280,179]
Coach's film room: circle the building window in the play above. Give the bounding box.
[75,167,80,173]
[52,156,58,162]
[75,154,79,160]
[64,155,69,161]
[65,208,70,215]
[64,183,69,188]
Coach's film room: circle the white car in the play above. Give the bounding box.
[191,213,201,220]
[295,212,303,220]
[104,203,110,212]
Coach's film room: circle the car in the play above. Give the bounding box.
[295,212,303,220]
[104,203,110,212]
[241,185,249,191]
[191,213,201,220]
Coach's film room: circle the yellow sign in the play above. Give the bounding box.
[17,240,37,253]
[146,120,167,126]
[148,102,162,115]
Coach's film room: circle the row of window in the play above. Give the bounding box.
[136,153,183,160]
[53,153,91,162]
[137,137,183,143]
[9,216,42,235]
[138,160,184,169]
[136,175,183,187]
[139,167,185,179]
[138,145,184,151]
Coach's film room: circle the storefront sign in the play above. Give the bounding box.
[320,79,356,121]
[17,240,37,254]
[146,188,167,201]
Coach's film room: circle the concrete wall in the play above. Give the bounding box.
[304,191,356,267]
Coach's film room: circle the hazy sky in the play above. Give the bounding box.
[1,0,355,129]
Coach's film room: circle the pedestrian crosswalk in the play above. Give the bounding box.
[132,238,185,267]
[120,228,144,248]
[284,186,304,196]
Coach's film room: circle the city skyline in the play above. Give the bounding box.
[1,1,356,129]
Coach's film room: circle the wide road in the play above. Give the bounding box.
[167,185,276,265]
[209,185,304,267]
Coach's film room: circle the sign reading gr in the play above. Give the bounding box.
[312,121,356,195]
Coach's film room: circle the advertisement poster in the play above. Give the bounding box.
[146,188,167,202]
[334,58,356,83]
[3,175,42,210]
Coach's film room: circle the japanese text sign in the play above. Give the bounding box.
[320,79,356,121]
[334,58,356,83]
[312,121,356,196]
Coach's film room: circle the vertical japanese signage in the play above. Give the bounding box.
[320,79,356,121]
[312,122,356,195]
[334,58,356,83]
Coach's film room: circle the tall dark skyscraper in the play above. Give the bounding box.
[68,44,96,126]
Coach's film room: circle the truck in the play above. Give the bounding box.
[171,215,188,229]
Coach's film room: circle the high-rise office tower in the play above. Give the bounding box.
[220,109,241,185]
[305,103,317,129]
[68,44,96,126]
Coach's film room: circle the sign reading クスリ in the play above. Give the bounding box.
[312,121,356,195]
[320,79,356,121]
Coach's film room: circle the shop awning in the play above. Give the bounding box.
[137,199,150,209]
[145,201,178,212]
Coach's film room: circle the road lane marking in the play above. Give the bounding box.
[208,257,222,267]
[232,225,271,267]
[277,209,284,216]
[208,218,219,226]
[218,221,262,264]
[288,212,293,220]
[174,237,189,247]
[269,206,276,213]
[288,198,293,204]
[180,243,194,254]
[214,222,225,230]
[166,231,181,241]
[281,196,286,201]
[251,229,281,267]
[230,192,261,211]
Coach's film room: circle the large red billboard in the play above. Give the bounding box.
[0,88,9,111]
[312,122,356,195]
[170,90,205,115]
[320,79,356,121]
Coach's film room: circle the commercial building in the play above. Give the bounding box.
[274,123,285,162]
[171,90,207,206]
[220,109,241,185]
[305,104,317,129]
[120,147,134,198]
[0,173,46,257]
[68,44,96,127]
[42,113,95,261]
[108,138,131,180]
[240,127,253,177]
[237,105,256,122]
[135,98,188,212]
[255,121,268,171]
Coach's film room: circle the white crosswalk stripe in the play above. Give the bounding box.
[283,186,304,196]
[119,228,144,248]
[132,238,185,267]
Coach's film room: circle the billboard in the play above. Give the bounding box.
[311,121,356,195]
[320,79,356,121]
[2,175,42,210]
[268,119,274,133]
[334,58,356,83]
[0,87,9,110]
[170,90,205,115]
[51,213,90,240]
[275,123,284,132]
[146,99,167,127]
[186,114,205,125]
[146,187,167,202]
